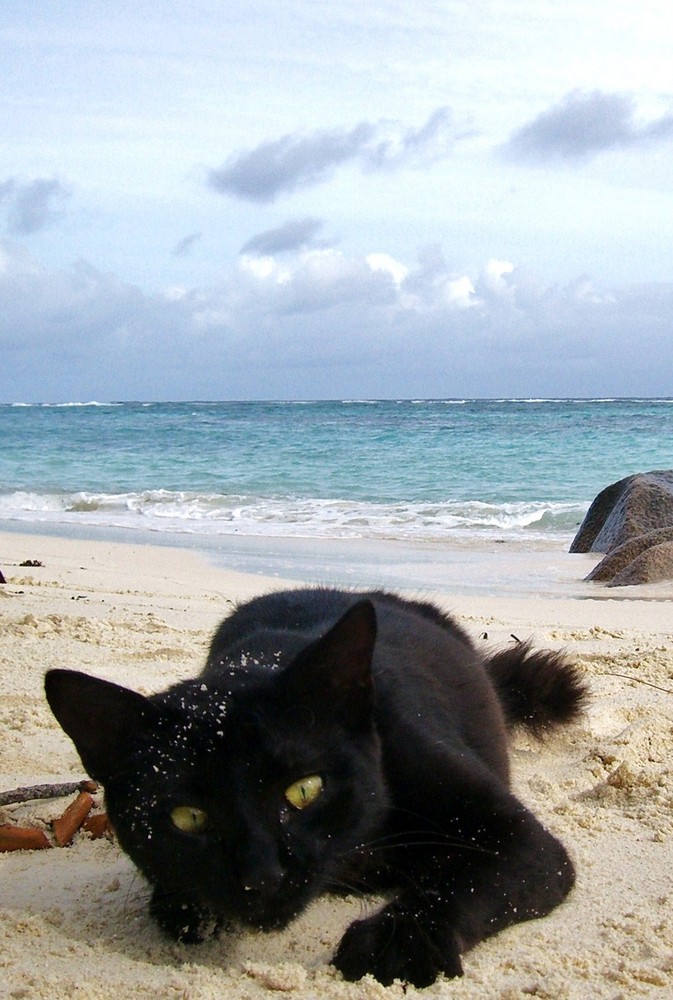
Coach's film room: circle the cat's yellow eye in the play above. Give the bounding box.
[284,775,324,810]
[170,805,208,833]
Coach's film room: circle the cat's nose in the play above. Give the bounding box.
[238,858,291,928]
[241,860,285,896]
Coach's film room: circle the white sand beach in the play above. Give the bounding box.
[1,530,672,999]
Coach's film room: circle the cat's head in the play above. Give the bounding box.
[45,600,389,931]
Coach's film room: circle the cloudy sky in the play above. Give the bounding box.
[2,0,673,401]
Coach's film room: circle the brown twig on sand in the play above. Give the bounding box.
[52,791,94,846]
[0,824,52,852]
[82,812,113,839]
[0,779,98,807]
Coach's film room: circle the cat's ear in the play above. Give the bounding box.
[45,669,160,783]
[285,600,377,731]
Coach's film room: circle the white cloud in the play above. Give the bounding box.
[482,259,515,293]
[171,232,202,257]
[366,253,409,286]
[207,108,462,202]
[443,275,477,308]
[503,90,673,163]
[239,253,291,284]
[1,177,73,235]
[240,217,324,255]
[2,241,672,401]
[235,248,398,316]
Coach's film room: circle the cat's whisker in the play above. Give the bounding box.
[325,880,383,921]
[346,829,497,858]
[326,877,374,898]
[364,838,496,856]
[113,875,160,934]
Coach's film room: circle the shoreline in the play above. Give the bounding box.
[3,517,673,602]
[2,529,673,998]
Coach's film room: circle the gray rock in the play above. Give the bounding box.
[571,471,673,586]
[608,540,673,587]
[586,526,673,582]
[571,471,673,554]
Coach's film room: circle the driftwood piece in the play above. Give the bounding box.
[52,792,94,846]
[82,812,113,839]
[0,824,52,852]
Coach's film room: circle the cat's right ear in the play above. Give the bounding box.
[45,669,159,783]
[283,600,377,732]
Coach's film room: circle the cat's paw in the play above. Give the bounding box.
[149,887,219,944]
[333,905,463,987]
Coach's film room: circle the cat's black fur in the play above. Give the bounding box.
[45,587,586,987]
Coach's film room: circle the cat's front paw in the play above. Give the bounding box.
[149,886,219,944]
[333,905,463,987]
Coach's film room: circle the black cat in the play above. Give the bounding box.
[45,587,586,987]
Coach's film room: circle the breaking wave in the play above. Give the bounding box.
[0,488,586,543]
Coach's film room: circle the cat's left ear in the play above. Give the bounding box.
[284,600,377,731]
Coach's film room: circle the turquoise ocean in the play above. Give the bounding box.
[2,398,672,594]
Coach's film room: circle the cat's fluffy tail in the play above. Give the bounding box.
[485,642,587,737]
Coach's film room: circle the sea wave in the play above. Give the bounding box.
[0,488,586,543]
[8,400,121,408]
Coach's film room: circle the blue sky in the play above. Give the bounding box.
[1,0,673,401]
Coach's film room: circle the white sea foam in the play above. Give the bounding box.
[8,400,122,409]
[0,488,586,543]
